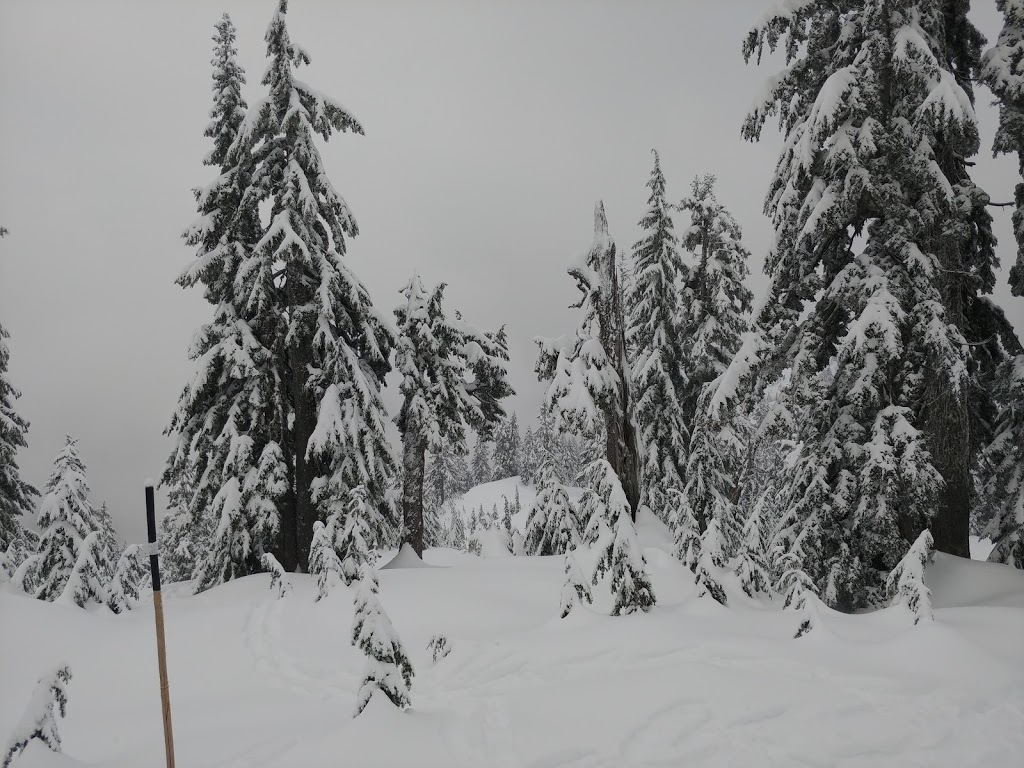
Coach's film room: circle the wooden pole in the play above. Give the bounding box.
[146,482,176,768]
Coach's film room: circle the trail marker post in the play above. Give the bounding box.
[145,482,176,768]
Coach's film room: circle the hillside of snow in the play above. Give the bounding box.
[2,507,1023,768]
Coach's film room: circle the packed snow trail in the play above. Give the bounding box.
[2,521,1024,767]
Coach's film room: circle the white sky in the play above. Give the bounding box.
[2,0,1022,544]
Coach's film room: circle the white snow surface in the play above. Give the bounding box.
[2,510,1023,767]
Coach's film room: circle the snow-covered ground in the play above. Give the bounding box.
[3,494,1023,767]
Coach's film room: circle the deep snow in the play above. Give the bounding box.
[2,487,1023,767]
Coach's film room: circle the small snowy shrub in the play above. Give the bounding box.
[886,530,934,625]
[427,634,451,664]
[260,553,291,599]
[780,554,820,638]
[351,571,414,716]
[2,666,72,768]
[559,549,592,618]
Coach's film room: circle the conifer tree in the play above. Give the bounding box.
[627,150,689,520]
[523,462,576,556]
[330,485,375,583]
[351,571,414,716]
[982,0,1024,297]
[244,0,397,570]
[0,227,38,551]
[34,437,108,603]
[736,497,771,598]
[394,273,512,555]
[741,1,1010,602]
[260,552,291,598]
[520,427,540,484]
[107,545,146,614]
[536,202,642,517]
[470,434,493,488]
[309,520,344,600]
[982,356,1024,568]
[157,504,199,584]
[677,175,753,419]
[491,412,522,481]
[58,531,108,608]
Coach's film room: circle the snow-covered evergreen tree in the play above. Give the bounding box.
[92,502,121,580]
[519,427,540,484]
[107,545,146,614]
[157,503,200,584]
[393,273,512,555]
[491,412,521,481]
[607,508,656,616]
[982,355,1024,568]
[0,290,37,554]
[470,434,493,488]
[351,570,414,716]
[559,549,592,618]
[2,666,71,768]
[57,531,107,608]
[427,635,450,664]
[693,518,728,606]
[735,496,771,598]
[741,1,1007,602]
[34,437,108,603]
[425,440,470,510]
[309,520,343,601]
[982,0,1024,296]
[886,529,934,625]
[677,175,752,419]
[330,485,375,584]
[536,202,641,516]
[627,149,689,521]
[523,462,577,556]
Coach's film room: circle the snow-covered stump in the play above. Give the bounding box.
[260,553,291,599]
[2,666,72,768]
[351,571,414,716]
[886,530,934,625]
[559,549,593,618]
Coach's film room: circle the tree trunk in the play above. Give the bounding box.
[603,241,643,519]
[291,345,317,572]
[276,348,298,572]
[402,431,427,556]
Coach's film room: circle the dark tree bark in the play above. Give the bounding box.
[402,432,427,557]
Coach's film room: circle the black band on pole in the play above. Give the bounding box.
[145,484,161,593]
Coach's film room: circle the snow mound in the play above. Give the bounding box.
[380,543,437,570]
[470,528,512,557]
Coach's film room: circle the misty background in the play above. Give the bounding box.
[1,0,1021,544]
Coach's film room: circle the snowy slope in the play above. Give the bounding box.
[2,524,1024,768]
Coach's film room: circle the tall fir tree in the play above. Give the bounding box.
[164,12,286,588]
[0,228,38,553]
[522,461,577,556]
[741,1,1014,606]
[627,149,689,521]
[536,202,642,517]
[34,437,109,603]
[394,273,512,555]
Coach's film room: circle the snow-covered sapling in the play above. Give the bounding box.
[693,519,728,606]
[2,666,72,768]
[107,544,147,614]
[608,510,656,616]
[780,555,820,639]
[260,553,291,599]
[559,549,593,618]
[886,530,934,625]
[309,521,344,601]
[58,531,108,608]
[427,634,451,664]
[351,570,414,716]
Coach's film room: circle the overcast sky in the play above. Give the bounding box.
[2,0,1022,544]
